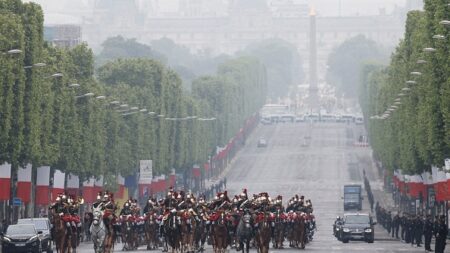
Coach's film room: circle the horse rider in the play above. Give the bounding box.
[92,192,103,209]
[101,192,117,234]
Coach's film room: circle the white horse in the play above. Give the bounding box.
[90,207,106,253]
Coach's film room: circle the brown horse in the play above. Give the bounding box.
[293,213,306,249]
[180,211,196,253]
[254,213,271,253]
[211,212,229,253]
[121,215,138,251]
[144,212,159,250]
[272,211,285,249]
[51,213,72,253]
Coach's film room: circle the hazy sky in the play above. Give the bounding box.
[26,0,412,24]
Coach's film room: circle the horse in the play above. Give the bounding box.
[180,211,196,253]
[90,208,106,253]
[121,215,138,251]
[51,212,74,253]
[163,212,182,253]
[272,211,285,249]
[292,213,306,249]
[194,216,208,252]
[211,212,228,253]
[254,212,271,253]
[236,212,253,253]
[144,212,159,250]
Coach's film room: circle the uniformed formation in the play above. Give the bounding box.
[48,192,86,252]
[376,204,448,253]
[63,188,316,253]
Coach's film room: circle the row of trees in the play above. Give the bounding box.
[359,0,449,174]
[97,36,299,100]
[0,0,267,188]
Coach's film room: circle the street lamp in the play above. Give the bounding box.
[416,60,427,64]
[4,49,22,55]
[394,101,402,105]
[75,92,94,99]
[410,72,422,76]
[51,73,63,78]
[406,80,417,85]
[439,20,450,26]
[432,35,446,40]
[423,47,437,52]
[401,87,411,92]
[24,62,46,69]
[68,83,80,88]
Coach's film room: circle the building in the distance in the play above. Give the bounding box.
[44,24,82,48]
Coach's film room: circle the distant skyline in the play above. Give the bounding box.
[25,0,419,25]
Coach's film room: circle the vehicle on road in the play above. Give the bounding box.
[17,218,52,253]
[1,224,43,253]
[257,138,268,148]
[343,184,363,211]
[340,213,376,243]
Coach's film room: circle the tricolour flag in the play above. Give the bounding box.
[0,163,11,201]
[17,164,32,203]
[115,175,125,199]
[66,173,79,196]
[36,166,50,205]
[82,177,96,204]
[52,170,65,201]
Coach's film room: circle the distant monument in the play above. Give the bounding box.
[308,6,319,113]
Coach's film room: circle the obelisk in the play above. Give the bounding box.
[308,6,319,112]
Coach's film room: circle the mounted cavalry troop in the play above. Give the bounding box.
[47,188,316,253]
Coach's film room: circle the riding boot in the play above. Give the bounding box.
[66,222,72,236]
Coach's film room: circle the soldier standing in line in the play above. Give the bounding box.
[392,213,400,238]
[414,215,423,247]
[405,215,412,244]
[409,215,416,246]
[400,214,406,241]
[386,211,392,234]
[424,215,434,252]
[435,215,448,253]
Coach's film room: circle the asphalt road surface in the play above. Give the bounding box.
[77,121,424,253]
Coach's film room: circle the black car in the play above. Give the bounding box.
[340,213,376,243]
[17,218,53,253]
[1,224,43,253]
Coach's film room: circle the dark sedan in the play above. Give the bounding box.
[1,224,43,253]
[17,218,52,253]
[340,213,376,243]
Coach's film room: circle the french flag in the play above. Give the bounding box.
[0,163,11,201]
[36,166,50,205]
[116,175,125,199]
[52,170,65,201]
[66,173,79,196]
[17,164,32,204]
[82,177,96,204]
[94,176,104,195]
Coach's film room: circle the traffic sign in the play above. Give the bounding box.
[12,197,22,206]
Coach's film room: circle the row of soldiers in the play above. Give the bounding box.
[376,205,448,252]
